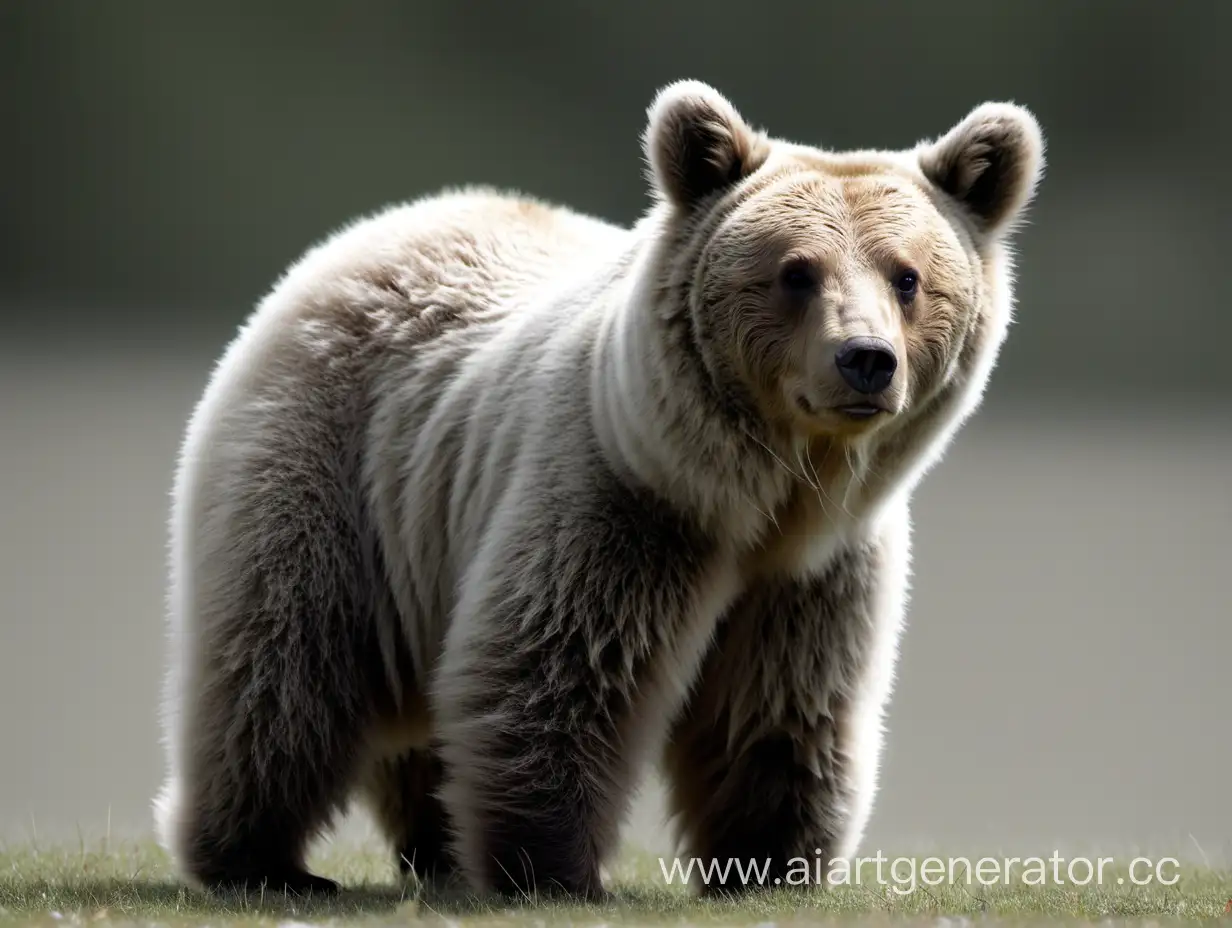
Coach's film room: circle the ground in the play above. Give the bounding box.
[1,840,1228,927]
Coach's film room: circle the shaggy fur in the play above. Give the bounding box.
[153,80,1045,899]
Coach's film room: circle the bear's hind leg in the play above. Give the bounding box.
[362,748,458,885]
[172,539,384,896]
[176,615,368,896]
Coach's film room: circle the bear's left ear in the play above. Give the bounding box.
[918,102,1046,237]
[643,80,769,210]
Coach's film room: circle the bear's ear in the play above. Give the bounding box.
[918,102,1045,236]
[643,80,768,209]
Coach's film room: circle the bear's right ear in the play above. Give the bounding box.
[643,80,768,210]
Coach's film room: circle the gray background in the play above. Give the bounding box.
[2,1,1229,866]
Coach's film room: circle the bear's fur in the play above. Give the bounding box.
[153,80,1044,899]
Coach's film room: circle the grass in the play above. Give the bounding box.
[0,838,1229,927]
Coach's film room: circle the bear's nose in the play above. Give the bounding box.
[835,337,897,394]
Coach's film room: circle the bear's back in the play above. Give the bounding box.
[261,187,628,356]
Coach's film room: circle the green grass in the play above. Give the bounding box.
[1,839,1229,927]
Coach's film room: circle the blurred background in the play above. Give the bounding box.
[2,1,1229,866]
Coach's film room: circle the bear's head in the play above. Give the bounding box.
[642,80,1044,446]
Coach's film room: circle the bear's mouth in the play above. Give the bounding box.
[836,404,887,420]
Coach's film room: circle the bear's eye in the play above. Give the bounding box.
[780,260,818,294]
[893,269,920,301]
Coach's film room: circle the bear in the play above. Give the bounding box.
[153,79,1044,900]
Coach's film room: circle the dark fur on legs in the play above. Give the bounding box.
[177,662,362,895]
[666,719,845,895]
[455,726,614,901]
[665,541,893,897]
[364,748,459,885]
[179,755,351,897]
[170,424,395,896]
[176,621,367,899]
[434,467,718,901]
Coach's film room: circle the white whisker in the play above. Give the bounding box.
[812,441,852,520]
[740,424,806,484]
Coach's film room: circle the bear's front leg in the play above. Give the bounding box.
[665,519,910,896]
[433,477,720,901]
[437,686,618,901]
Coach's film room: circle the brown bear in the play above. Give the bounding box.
[154,79,1045,899]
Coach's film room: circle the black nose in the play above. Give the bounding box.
[835,337,897,394]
